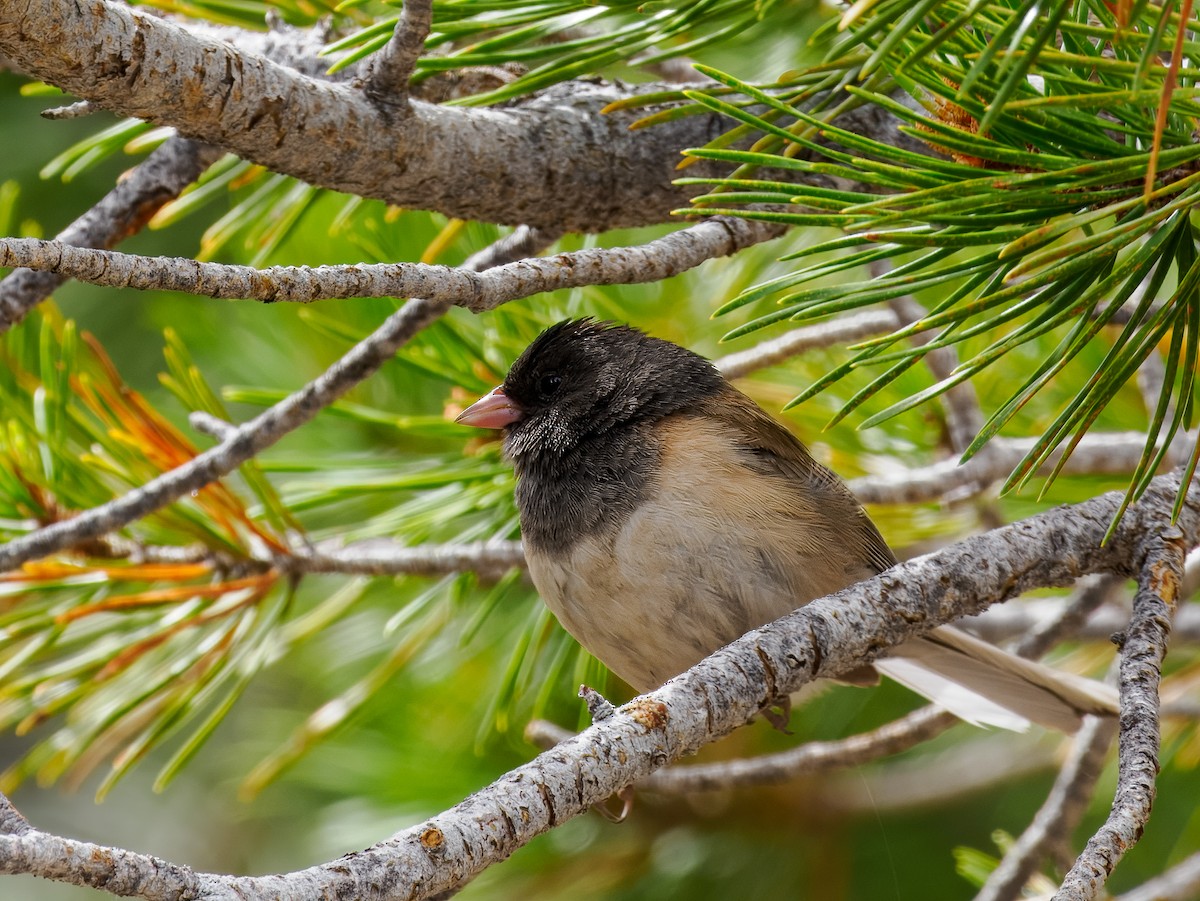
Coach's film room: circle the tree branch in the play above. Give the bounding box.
[849,432,1191,505]
[965,599,1200,647]
[366,0,433,103]
[285,539,526,579]
[0,811,199,900]
[0,219,779,307]
[459,225,563,271]
[976,714,1118,901]
[1115,851,1200,901]
[531,562,1127,796]
[639,706,958,794]
[0,0,712,231]
[1011,575,1128,659]
[888,293,986,458]
[0,796,31,837]
[1053,522,1188,901]
[0,1,920,231]
[0,295,449,570]
[715,309,900,379]
[0,10,374,336]
[822,732,1056,814]
[2,473,1196,901]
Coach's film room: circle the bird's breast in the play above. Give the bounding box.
[524,415,872,692]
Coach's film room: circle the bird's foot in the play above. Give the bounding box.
[592,785,635,823]
[759,694,792,734]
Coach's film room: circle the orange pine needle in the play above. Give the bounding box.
[1145,0,1194,199]
[95,582,270,680]
[56,572,276,624]
[74,360,288,551]
[0,561,213,583]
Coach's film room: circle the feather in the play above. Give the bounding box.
[492,320,1118,734]
[876,626,1118,732]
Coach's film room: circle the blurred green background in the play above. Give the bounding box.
[2,3,1199,897]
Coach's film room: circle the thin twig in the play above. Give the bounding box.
[965,598,1200,647]
[975,714,1118,901]
[460,225,562,271]
[1136,350,1191,467]
[715,309,899,379]
[639,706,958,793]
[850,432,1193,505]
[888,293,985,457]
[285,539,525,579]
[525,706,958,792]
[0,219,780,309]
[1162,698,1200,717]
[366,0,433,103]
[0,794,31,837]
[188,411,237,441]
[0,296,451,571]
[41,100,98,119]
[1053,524,1188,900]
[821,732,1055,813]
[1013,575,1128,659]
[1115,850,1200,901]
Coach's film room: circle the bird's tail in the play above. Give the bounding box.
[873,625,1118,733]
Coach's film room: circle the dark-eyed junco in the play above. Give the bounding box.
[457,320,1116,732]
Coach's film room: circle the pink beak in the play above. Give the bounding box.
[455,386,525,429]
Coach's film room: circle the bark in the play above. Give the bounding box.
[0,0,918,232]
[1,472,1196,901]
[0,0,718,230]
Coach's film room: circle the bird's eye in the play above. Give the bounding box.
[536,372,562,399]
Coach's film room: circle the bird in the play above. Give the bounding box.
[455,319,1117,732]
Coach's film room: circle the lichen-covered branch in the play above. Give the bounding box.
[0,219,778,308]
[1053,523,1188,901]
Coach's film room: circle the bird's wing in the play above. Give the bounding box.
[698,387,897,576]
[695,389,1116,734]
